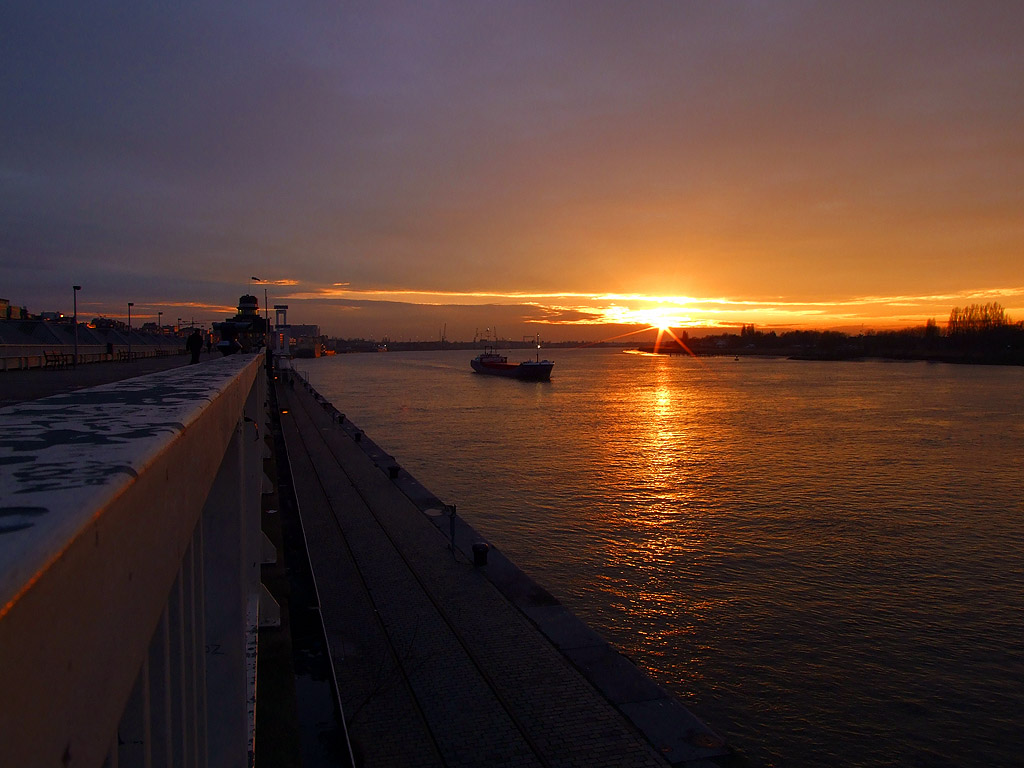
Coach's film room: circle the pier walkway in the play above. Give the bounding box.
[277,374,731,768]
[0,350,195,406]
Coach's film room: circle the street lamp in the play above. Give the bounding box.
[251,276,269,345]
[127,302,134,360]
[158,311,162,334]
[72,285,81,367]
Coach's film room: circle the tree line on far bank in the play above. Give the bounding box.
[679,303,1024,365]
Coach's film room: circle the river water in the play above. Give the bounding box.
[300,348,1024,767]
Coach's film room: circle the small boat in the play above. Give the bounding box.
[471,346,554,380]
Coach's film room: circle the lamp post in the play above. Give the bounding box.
[251,277,268,318]
[158,311,163,334]
[72,285,81,367]
[251,276,269,347]
[127,302,134,360]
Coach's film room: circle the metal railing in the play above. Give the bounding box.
[1,343,186,370]
[0,352,271,767]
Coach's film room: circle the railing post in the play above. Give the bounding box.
[149,607,174,768]
[199,365,264,767]
[115,660,150,768]
[202,417,249,767]
[191,522,209,767]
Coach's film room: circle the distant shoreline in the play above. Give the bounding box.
[635,348,1024,366]
[329,340,1024,366]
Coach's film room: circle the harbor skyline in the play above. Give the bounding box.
[3,2,1022,341]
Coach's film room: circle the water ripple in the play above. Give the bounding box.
[306,350,1024,768]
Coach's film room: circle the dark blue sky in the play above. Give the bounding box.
[3,1,1022,338]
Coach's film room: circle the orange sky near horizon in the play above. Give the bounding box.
[76,284,1024,345]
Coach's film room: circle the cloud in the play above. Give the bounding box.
[256,282,1024,339]
[530,306,606,324]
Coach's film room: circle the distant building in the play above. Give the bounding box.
[270,304,324,358]
[213,295,268,354]
[290,324,324,357]
[92,317,125,330]
[0,299,28,320]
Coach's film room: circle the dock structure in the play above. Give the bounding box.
[277,370,731,767]
[0,353,270,768]
[0,352,733,767]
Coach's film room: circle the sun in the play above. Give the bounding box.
[595,300,705,332]
[641,307,691,331]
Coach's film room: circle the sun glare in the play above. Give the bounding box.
[603,305,694,330]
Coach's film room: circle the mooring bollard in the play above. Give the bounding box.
[354,430,362,442]
[472,541,489,567]
[388,464,400,479]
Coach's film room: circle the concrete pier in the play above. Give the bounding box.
[1,353,268,767]
[276,371,732,767]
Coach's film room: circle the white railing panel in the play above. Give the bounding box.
[0,353,264,767]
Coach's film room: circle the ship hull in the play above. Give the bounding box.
[471,358,553,381]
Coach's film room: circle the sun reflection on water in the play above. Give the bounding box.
[590,356,732,683]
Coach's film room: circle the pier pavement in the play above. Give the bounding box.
[0,351,197,406]
[276,373,732,768]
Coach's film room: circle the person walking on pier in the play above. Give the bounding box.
[186,329,204,364]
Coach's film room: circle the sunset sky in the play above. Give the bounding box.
[3,1,1022,341]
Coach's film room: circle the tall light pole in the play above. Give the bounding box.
[252,277,269,347]
[127,302,134,360]
[251,277,268,319]
[72,285,81,367]
[158,311,162,334]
